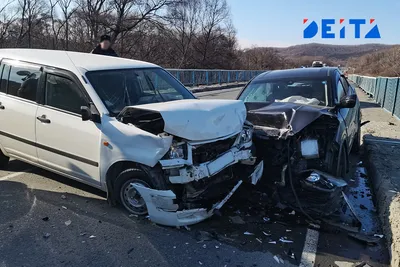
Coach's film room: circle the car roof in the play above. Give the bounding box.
[0,49,159,72]
[253,67,338,81]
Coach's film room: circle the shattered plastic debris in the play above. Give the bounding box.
[263,217,271,223]
[374,234,384,238]
[243,231,254,236]
[42,217,49,222]
[202,244,207,249]
[268,241,277,244]
[62,206,68,210]
[89,235,96,239]
[273,255,284,264]
[215,245,219,249]
[198,261,203,265]
[64,220,71,226]
[256,238,263,243]
[263,231,271,236]
[43,233,51,239]
[61,195,66,199]
[229,216,245,225]
[286,229,292,232]
[129,214,138,218]
[279,237,294,243]
[289,210,296,215]
[184,225,191,231]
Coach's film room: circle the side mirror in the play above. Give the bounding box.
[81,106,92,121]
[338,94,356,108]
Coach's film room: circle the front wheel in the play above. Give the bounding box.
[114,167,168,215]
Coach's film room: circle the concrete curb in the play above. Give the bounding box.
[188,82,246,93]
[363,138,400,266]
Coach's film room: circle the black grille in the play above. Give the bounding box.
[192,135,237,164]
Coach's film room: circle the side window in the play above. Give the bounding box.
[45,74,87,114]
[337,79,346,102]
[8,64,41,101]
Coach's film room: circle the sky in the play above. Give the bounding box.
[228,0,400,48]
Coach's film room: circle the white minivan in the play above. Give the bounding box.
[0,49,263,226]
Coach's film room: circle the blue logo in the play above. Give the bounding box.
[303,19,381,39]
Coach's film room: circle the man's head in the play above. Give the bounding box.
[100,35,111,50]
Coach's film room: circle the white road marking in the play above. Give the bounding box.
[0,169,33,181]
[300,227,320,267]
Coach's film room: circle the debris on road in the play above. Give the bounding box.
[42,217,49,221]
[268,241,277,244]
[129,214,138,218]
[243,231,254,236]
[286,248,295,259]
[374,234,384,238]
[229,216,245,225]
[43,233,51,239]
[62,206,67,210]
[262,231,271,236]
[61,195,66,199]
[263,217,271,223]
[256,238,262,243]
[289,210,295,215]
[184,225,191,231]
[89,235,96,239]
[279,237,294,243]
[64,220,71,226]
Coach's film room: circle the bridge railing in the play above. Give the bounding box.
[348,74,400,119]
[166,69,265,87]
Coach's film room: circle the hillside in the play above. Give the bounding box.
[275,43,394,65]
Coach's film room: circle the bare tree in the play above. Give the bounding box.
[0,0,18,47]
[16,0,46,47]
[58,0,76,49]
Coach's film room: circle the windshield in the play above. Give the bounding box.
[238,78,330,106]
[86,68,195,115]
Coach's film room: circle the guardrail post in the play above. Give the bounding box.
[206,71,209,85]
[227,71,230,83]
[218,71,221,84]
[236,71,239,82]
[392,78,400,115]
[192,70,195,87]
[382,78,389,108]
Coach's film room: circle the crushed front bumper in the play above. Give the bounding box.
[132,160,264,226]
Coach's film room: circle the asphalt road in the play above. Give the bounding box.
[0,87,389,267]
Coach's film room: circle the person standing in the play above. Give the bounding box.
[90,35,118,57]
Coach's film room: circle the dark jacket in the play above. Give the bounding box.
[91,45,118,57]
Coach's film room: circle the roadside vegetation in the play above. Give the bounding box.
[0,0,396,74]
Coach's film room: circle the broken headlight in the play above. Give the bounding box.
[168,142,187,159]
[300,139,319,159]
[239,127,253,144]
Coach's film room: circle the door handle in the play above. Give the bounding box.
[36,115,51,124]
[0,102,4,110]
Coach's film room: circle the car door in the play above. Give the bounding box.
[336,74,355,150]
[340,75,357,148]
[0,60,42,163]
[35,68,102,187]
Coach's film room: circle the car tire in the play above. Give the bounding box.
[0,150,9,170]
[114,167,168,215]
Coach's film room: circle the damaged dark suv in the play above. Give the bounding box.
[237,67,361,216]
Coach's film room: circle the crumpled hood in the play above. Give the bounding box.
[120,99,247,141]
[245,102,337,138]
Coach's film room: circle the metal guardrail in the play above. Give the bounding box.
[166,69,265,87]
[348,74,400,119]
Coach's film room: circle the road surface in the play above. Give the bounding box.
[0,88,389,267]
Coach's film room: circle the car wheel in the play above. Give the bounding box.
[0,150,9,170]
[114,167,168,215]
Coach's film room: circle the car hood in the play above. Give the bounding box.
[245,102,337,139]
[119,99,247,141]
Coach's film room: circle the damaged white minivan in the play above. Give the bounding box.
[0,49,263,226]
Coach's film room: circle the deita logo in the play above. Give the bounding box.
[303,19,381,39]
